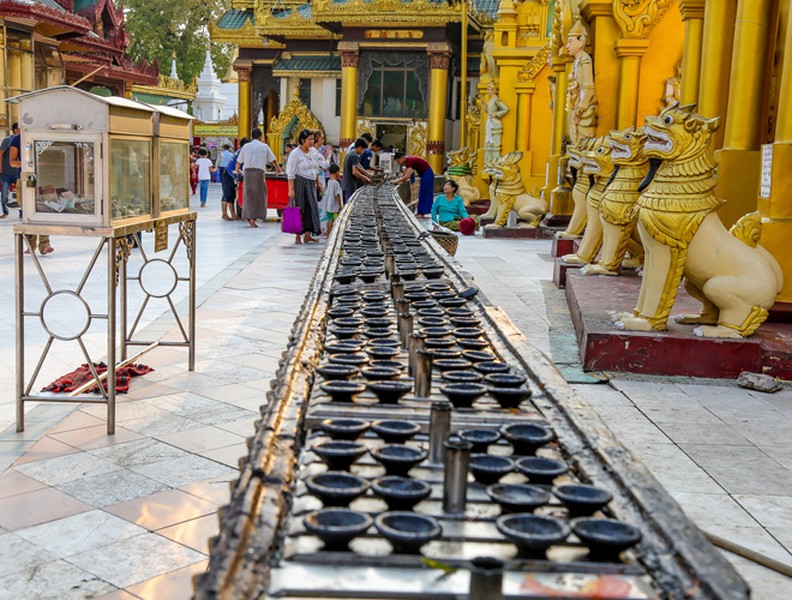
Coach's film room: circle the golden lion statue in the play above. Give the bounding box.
[581,127,648,275]
[557,139,597,240]
[446,147,481,207]
[483,151,547,228]
[561,136,613,264]
[614,104,783,338]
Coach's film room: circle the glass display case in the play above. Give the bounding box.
[9,86,193,229]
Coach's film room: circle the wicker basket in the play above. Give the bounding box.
[430,231,459,256]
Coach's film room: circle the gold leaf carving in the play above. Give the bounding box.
[613,0,675,39]
[517,44,550,82]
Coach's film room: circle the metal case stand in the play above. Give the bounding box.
[15,213,196,434]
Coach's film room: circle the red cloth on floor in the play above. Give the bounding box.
[42,362,154,394]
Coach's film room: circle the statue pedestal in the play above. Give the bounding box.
[553,259,582,288]
[551,236,579,258]
[481,225,557,239]
[565,270,792,378]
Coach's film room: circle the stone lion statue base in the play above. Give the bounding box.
[483,151,547,228]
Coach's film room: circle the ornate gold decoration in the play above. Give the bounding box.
[253,2,336,39]
[428,51,451,70]
[267,89,323,161]
[131,75,196,101]
[613,0,675,39]
[446,147,481,207]
[179,220,195,263]
[154,219,169,253]
[517,44,550,82]
[364,30,424,39]
[312,0,462,26]
[561,136,613,263]
[582,128,649,275]
[614,104,783,337]
[407,121,427,157]
[340,50,359,68]
[209,16,261,46]
[356,119,374,139]
[114,237,131,285]
[549,0,564,57]
[482,152,547,227]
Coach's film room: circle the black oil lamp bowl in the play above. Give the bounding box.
[501,422,555,455]
[375,512,442,554]
[313,440,368,471]
[571,517,642,560]
[367,380,413,405]
[458,428,501,453]
[303,508,373,550]
[305,471,370,507]
[469,454,515,485]
[496,513,570,558]
[370,444,428,477]
[371,419,422,443]
[320,418,370,441]
[371,476,432,511]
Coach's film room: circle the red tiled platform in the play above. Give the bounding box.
[482,225,559,239]
[566,270,792,379]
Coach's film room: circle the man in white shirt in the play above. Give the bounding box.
[235,128,281,227]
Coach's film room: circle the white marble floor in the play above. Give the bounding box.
[0,191,791,598]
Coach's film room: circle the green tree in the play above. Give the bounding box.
[123,0,233,83]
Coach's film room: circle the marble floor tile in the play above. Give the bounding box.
[704,524,792,564]
[157,514,218,554]
[196,382,266,405]
[15,509,147,558]
[199,442,248,469]
[15,451,121,486]
[49,424,144,452]
[733,494,792,529]
[56,467,169,507]
[188,405,258,427]
[653,421,749,446]
[728,562,792,600]
[179,480,233,507]
[93,589,141,600]
[765,526,792,553]
[215,417,259,438]
[0,532,56,577]
[66,532,205,589]
[105,488,219,531]
[669,492,759,528]
[13,435,81,466]
[88,438,190,468]
[48,410,107,434]
[120,412,204,437]
[129,454,236,488]
[0,558,115,600]
[156,425,245,454]
[125,558,208,600]
[0,418,53,442]
[0,467,47,499]
[0,486,91,531]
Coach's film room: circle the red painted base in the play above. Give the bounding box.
[542,212,572,228]
[551,236,579,258]
[553,260,583,288]
[566,270,792,379]
[467,201,490,215]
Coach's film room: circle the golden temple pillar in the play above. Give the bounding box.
[756,3,792,302]
[515,83,534,152]
[580,0,620,135]
[545,54,572,213]
[338,42,359,152]
[614,39,650,129]
[697,0,737,149]
[19,39,32,93]
[715,0,773,228]
[235,64,252,138]
[678,0,705,105]
[427,43,451,173]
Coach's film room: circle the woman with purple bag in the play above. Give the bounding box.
[286,129,322,244]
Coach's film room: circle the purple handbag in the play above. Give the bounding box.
[281,206,302,234]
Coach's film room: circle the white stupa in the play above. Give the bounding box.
[193,48,227,122]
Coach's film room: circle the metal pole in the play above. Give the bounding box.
[397,311,413,350]
[189,218,196,371]
[443,438,472,514]
[15,233,24,432]
[469,557,504,600]
[106,237,116,435]
[414,349,433,398]
[119,238,128,362]
[408,332,426,377]
[428,401,453,465]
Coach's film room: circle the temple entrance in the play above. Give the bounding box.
[375,123,407,153]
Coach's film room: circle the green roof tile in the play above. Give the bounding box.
[473,0,499,18]
[273,55,342,73]
[217,9,253,30]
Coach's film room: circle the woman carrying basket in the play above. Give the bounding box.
[286,129,322,244]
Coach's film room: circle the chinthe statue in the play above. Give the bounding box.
[446,147,481,207]
[484,82,509,167]
[565,19,598,146]
[483,151,547,228]
[561,136,613,264]
[557,138,596,240]
[614,104,783,338]
[581,127,648,276]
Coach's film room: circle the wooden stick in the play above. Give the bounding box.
[68,342,160,396]
[703,529,792,579]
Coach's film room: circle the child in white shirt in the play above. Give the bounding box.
[195,148,215,207]
[323,164,343,235]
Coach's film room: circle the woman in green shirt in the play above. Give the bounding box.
[431,180,469,231]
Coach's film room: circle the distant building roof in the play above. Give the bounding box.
[273,54,341,75]
[472,0,499,19]
[217,9,254,30]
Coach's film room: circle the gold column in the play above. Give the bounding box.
[698,0,737,149]
[8,40,22,125]
[580,0,620,135]
[757,1,792,302]
[427,43,451,173]
[678,0,706,105]
[614,39,650,129]
[338,42,359,152]
[546,54,572,212]
[19,39,32,93]
[715,0,773,227]
[515,83,534,152]
[235,64,252,138]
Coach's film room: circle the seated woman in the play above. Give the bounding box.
[431,180,470,231]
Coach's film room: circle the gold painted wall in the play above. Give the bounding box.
[527,69,552,181]
[589,16,620,136]
[636,5,685,125]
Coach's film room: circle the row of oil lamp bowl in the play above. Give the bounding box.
[301,419,641,560]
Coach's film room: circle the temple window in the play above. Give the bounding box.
[335,78,341,117]
[298,78,311,109]
[360,67,426,119]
